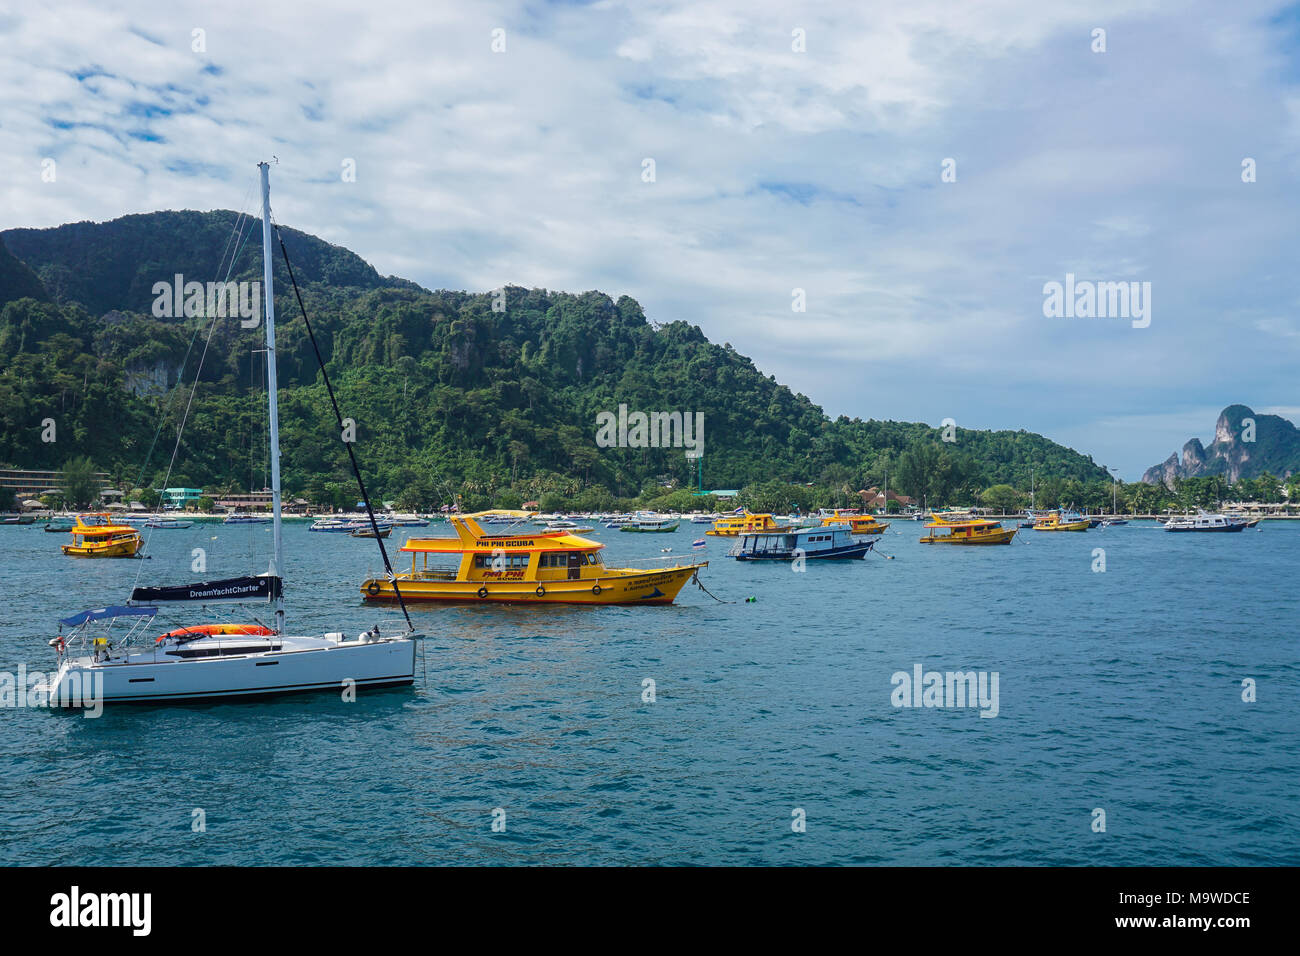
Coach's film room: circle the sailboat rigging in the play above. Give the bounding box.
[37,162,418,706]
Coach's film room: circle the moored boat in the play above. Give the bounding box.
[361,510,706,605]
[61,514,143,557]
[223,513,271,524]
[385,513,429,527]
[1031,510,1089,532]
[1225,512,1261,528]
[727,523,874,560]
[705,509,788,536]
[619,516,679,533]
[145,517,193,529]
[1163,510,1248,532]
[545,520,595,533]
[920,513,1017,545]
[817,508,889,535]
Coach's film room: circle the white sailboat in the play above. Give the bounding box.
[37,163,417,706]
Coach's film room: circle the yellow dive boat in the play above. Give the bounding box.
[1032,510,1089,532]
[705,510,788,536]
[360,510,707,605]
[818,509,889,535]
[919,513,1016,545]
[61,513,143,558]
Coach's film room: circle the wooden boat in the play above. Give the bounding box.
[360,510,706,605]
[920,513,1016,545]
[1031,510,1089,532]
[61,514,143,557]
[817,508,889,535]
[705,510,788,536]
[728,524,874,560]
[350,525,392,539]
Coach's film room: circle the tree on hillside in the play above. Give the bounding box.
[60,455,100,508]
[980,484,1020,514]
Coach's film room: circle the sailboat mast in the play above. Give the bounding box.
[259,162,285,633]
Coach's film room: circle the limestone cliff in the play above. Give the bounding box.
[1142,405,1300,487]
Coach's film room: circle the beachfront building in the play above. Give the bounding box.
[0,468,111,504]
[858,487,915,513]
[161,487,204,510]
[215,491,273,512]
[702,489,739,499]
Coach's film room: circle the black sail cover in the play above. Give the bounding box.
[130,575,282,604]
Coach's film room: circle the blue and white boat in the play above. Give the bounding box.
[726,523,874,560]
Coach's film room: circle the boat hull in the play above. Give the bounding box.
[41,638,415,705]
[61,536,142,557]
[734,542,873,560]
[920,529,1017,545]
[362,564,703,605]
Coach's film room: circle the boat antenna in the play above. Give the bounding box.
[270,214,414,632]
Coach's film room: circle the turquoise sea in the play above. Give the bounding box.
[0,518,1295,865]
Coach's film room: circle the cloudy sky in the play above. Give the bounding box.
[3,0,1298,478]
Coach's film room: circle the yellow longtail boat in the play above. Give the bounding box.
[1032,510,1089,532]
[818,509,889,535]
[705,510,788,536]
[360,510,706,605]
[919,512,1017,545]
[61,513,143,558]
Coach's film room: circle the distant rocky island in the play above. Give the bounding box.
[1142,404,1300,488]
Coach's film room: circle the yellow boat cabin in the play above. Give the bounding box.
[919,513,1016,545]
[61,513,143,558]
[705,510,788,536]
[361,510,706,605]
[817,509,889,535]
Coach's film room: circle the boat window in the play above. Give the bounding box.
[474,554,529,569]
[166,644,282,659]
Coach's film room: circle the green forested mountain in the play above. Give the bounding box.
[1142,404,1300,486]
[0,238,49,305]
[0,211,1111,510]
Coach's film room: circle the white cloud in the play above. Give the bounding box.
[1,0,1297,477]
